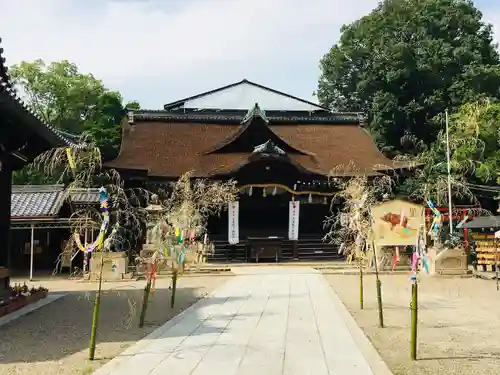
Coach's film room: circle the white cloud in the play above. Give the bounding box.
[2,0,379,106]
[2,0,500,108]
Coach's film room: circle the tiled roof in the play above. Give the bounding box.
[463,216,500,229]
[106,109,401,178]
[11,185,66,218]
[68,188,100,203]
[11,185,100,219]
[131,109,363,124]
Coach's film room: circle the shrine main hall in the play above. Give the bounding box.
[106,79,405,262]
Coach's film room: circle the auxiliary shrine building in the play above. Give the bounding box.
[107,79,403,262]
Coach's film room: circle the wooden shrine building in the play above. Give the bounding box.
[0,38,81,283]
[106,79,405,261]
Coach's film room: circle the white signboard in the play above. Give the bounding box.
[228,201,239,244]
[288,201,300,240]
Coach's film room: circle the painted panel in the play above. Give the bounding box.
[372,199,425,246]
[183,82,323,111]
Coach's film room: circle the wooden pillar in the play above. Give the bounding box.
[29,224,35,281]
[0,164,12,268]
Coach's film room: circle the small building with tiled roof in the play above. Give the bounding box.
[9,185,100,275]
[106,79,410,261]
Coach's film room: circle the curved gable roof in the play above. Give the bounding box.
[204,103,314,156]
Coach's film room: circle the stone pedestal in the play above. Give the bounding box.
[428,247,469,276]
[140,244,157,259]
[89,252,132,281]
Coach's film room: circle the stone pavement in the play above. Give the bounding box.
[92,267,391,375]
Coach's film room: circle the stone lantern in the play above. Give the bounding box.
[139,194,166,267]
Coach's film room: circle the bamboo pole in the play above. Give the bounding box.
[372,242,384,328]
[139,279,151,328]
[410,280,418,360]
[170,268,178,308]
[359,256,364,309]
[495,239,499,291]
[88,254,104,360]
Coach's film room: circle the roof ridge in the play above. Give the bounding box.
[127,110,362,125]
[12,184,66,193]
[0,76,84,149]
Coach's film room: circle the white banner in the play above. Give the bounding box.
[288,201,300,240]
[228,201,239,244]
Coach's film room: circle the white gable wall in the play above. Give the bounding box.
[182,82,324,111]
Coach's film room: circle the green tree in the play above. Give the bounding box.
[399,100,500,205]
[9,59,140,183]
[316,0,500,155]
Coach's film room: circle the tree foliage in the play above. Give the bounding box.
[398,100,500,204]
[317,0,500,155]
[9,59,140,184]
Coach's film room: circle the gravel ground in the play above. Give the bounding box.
[0,274,231,375]
[325,273,500,375]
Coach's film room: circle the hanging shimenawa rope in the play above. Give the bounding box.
[238,183,335,197]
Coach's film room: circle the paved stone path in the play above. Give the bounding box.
[92,267,391,375]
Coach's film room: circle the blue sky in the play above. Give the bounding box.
[3,0,500,109]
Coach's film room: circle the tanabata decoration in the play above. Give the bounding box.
[392,247,400,272]
[410,225,429,279]
[74,187,119,253]
[418,227,429,274]
[456,215,469,229]
[65,148,76,170]
[175,227,183,244]
[173,245,186,267]
[427,200,441,238]
[145,263,158,295]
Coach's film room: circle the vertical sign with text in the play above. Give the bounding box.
[288,201,300,240]
[228,201,239,244]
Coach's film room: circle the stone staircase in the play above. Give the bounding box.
[207,234,343,263]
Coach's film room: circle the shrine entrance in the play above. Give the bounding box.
[238,191,289,237]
